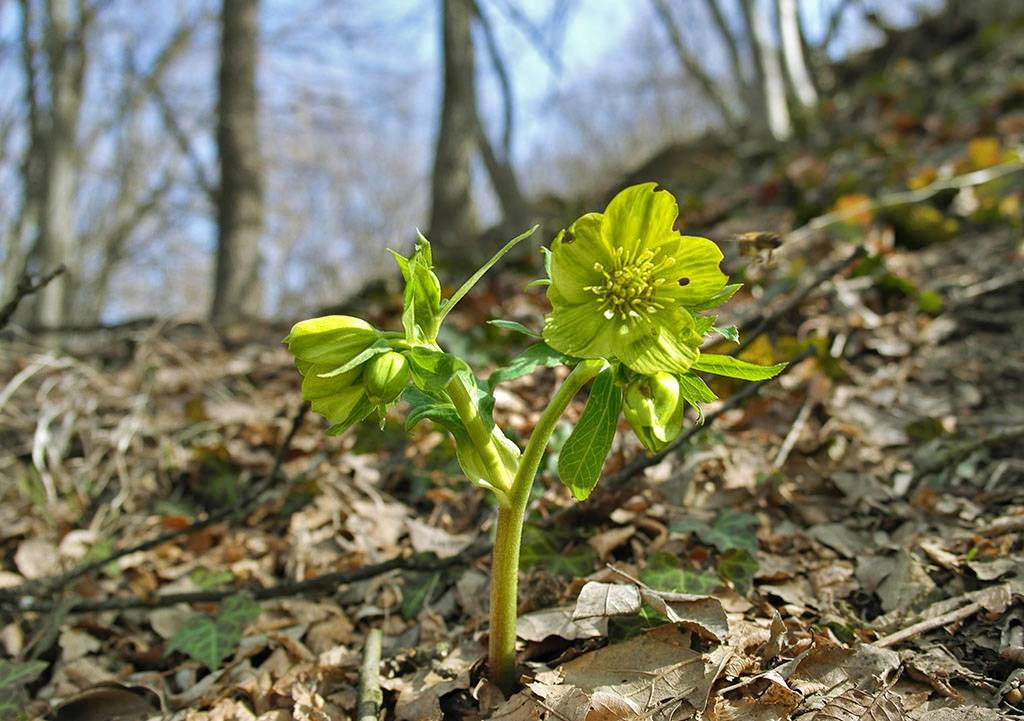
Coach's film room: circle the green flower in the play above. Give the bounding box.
[542,183,728,375]
[284,315,388,433]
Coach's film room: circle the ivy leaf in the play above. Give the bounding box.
[671,509,760,555]
[164,594,261,672]
[520,524,596,577]
[640,552,721,595]
[400,566,440,620]
[692,354,786,381]
[718,548,759,595]
[557,365,621,500]
[488,342,571,390]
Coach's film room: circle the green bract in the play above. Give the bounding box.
[542,183,729,375]
[622,371,686,453]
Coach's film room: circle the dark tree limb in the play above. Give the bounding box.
[0,265,66,331]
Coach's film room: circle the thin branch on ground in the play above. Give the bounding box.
[357,627,384,721]
[0,403,310,608]
[11,540,492,615]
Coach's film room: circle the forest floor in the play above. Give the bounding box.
[3,12,1024,721]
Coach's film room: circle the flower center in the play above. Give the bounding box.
[586,246,676,322]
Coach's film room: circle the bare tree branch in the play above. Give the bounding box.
[0,265,66,331]
[650,0,742,131]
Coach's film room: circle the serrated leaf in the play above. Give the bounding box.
[392,233,442,344]
[439,225,537,324]
[676,371,718,405]
[488,342,570,389]
[692,353,786,380]
[718,547,758,595]
[714,324,739,343]
[689,282,742,311]
[407,346,470,394]
[557,366,620,500]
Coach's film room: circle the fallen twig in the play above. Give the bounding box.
[0,402,310,609]
[358,627,384,721]
[8,540,491,614]
[873,584,1013,648]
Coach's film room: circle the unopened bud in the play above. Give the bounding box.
[363,351,410,406]
[622,371,685,452]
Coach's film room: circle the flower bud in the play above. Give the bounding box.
[284,315,381,366]
[622,371,686,452]
[363,351,410,406]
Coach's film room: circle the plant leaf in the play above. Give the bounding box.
[488,342,571,390]
[439,225,537,324]
[557,366,621,500]
[692,353,786,380]
[718,548,759,595]
[0,659,48,721]
[487,319,542,338]
[164,594,261,672]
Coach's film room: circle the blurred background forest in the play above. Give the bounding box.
[0,0,1003,327]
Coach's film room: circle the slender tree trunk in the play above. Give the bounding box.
[740,0,791,141]
[427,0,478,263]
[212,0,264,323]
[777,0,818,111]
[33,0,84,327]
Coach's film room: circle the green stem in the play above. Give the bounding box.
[488,359,605,695]
[445,373,514,497]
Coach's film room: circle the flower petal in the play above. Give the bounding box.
[670,236,728,306]
[601,183,679,260]
[617,310,703,375]
[542,296,620,360]
[548,214,611,305]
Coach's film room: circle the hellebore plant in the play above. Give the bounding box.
[284,183,785,695]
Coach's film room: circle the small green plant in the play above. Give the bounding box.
[284,183,784,695]
[164,593,261,672]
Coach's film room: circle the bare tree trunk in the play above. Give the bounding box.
[740,0,791,141]
[427,0,478,263]
[32,0,85,327]
[212,0,264,323]
[777,0,818,111]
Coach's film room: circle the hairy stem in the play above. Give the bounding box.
[488,359,605,695]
